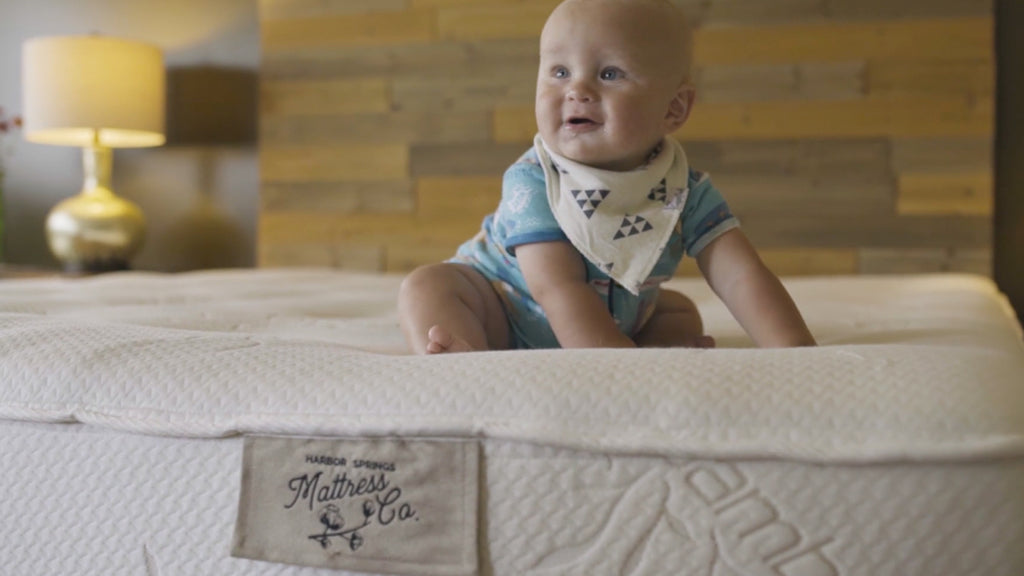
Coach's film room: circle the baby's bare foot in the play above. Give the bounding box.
[681,335,716,349]
[426,325,476,354]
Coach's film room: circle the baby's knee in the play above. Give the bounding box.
[400,263,492,308]
[657,288,699,314]
[399,264,453,300]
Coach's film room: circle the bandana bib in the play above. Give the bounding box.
[534,134,690,295]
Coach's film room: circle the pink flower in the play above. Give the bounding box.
[0,107,22,174]
[0,107,21,134]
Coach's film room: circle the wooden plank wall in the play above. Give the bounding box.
[258,0,994,276]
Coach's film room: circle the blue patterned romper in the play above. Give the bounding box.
[451,147,739,349]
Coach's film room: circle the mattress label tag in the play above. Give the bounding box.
[232,436,479,576]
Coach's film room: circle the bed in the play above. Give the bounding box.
[0,269,1022,575]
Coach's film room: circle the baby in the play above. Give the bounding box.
[398,0,816,353]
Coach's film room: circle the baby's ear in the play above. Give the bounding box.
[664,85,696,133]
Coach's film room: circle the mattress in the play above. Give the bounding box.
[0,269,1022,575]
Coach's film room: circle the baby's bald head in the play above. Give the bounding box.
[541,0,694,84]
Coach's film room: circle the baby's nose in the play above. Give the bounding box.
[567,80,596,102]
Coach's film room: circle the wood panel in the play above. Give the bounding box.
[261,145,408,182]
[261,182,415,213]
[695,62,866,103]
[694,18,992,65]
[391,72,537,112]
[436,2,558,41]
[259,0,995,277]
[416,176,502,223]
[261,78,390,116]
[896,172,993,216]
[262,9,436,50]
[262,38,539,81]
[859,248,991,275]
[259,0,407,20]
[261,111,491,146]
[493,95,993,142]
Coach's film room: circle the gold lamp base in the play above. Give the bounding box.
[45,144,145,273]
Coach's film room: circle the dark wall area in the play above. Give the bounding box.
[996,0,1024,324]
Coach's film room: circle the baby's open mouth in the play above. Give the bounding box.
[566,117,597,126]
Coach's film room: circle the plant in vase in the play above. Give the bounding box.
[0,107,22,261]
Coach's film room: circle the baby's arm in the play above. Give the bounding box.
[697,229,816,347]
[516,241,636,348]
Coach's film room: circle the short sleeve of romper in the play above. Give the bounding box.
[679,171,740,258]
[491,153,567,254]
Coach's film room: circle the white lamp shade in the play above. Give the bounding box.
[22,36,166,148]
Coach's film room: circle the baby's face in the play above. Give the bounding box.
[535,0,691,171]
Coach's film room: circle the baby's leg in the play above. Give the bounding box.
[634,288,715,348]
[398,263,510,354]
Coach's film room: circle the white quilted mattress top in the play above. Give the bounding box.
[0,269,1021,464]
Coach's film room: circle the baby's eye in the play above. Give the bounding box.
[600,67,624,81]
[552,66,569,79]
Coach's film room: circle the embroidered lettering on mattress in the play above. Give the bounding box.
[687,463,839,576]
[232,437,478,576]
[530,462,839,576]
[284,469,418,547]
[305,454,347,466]
[353,458,396,471]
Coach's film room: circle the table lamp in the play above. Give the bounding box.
[22,35,165,272]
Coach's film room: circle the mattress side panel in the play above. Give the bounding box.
[2,421,1022,576]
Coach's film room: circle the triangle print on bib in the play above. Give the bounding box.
[534,134,690,294]
[614,215,655,240]
[571,189,610,219]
